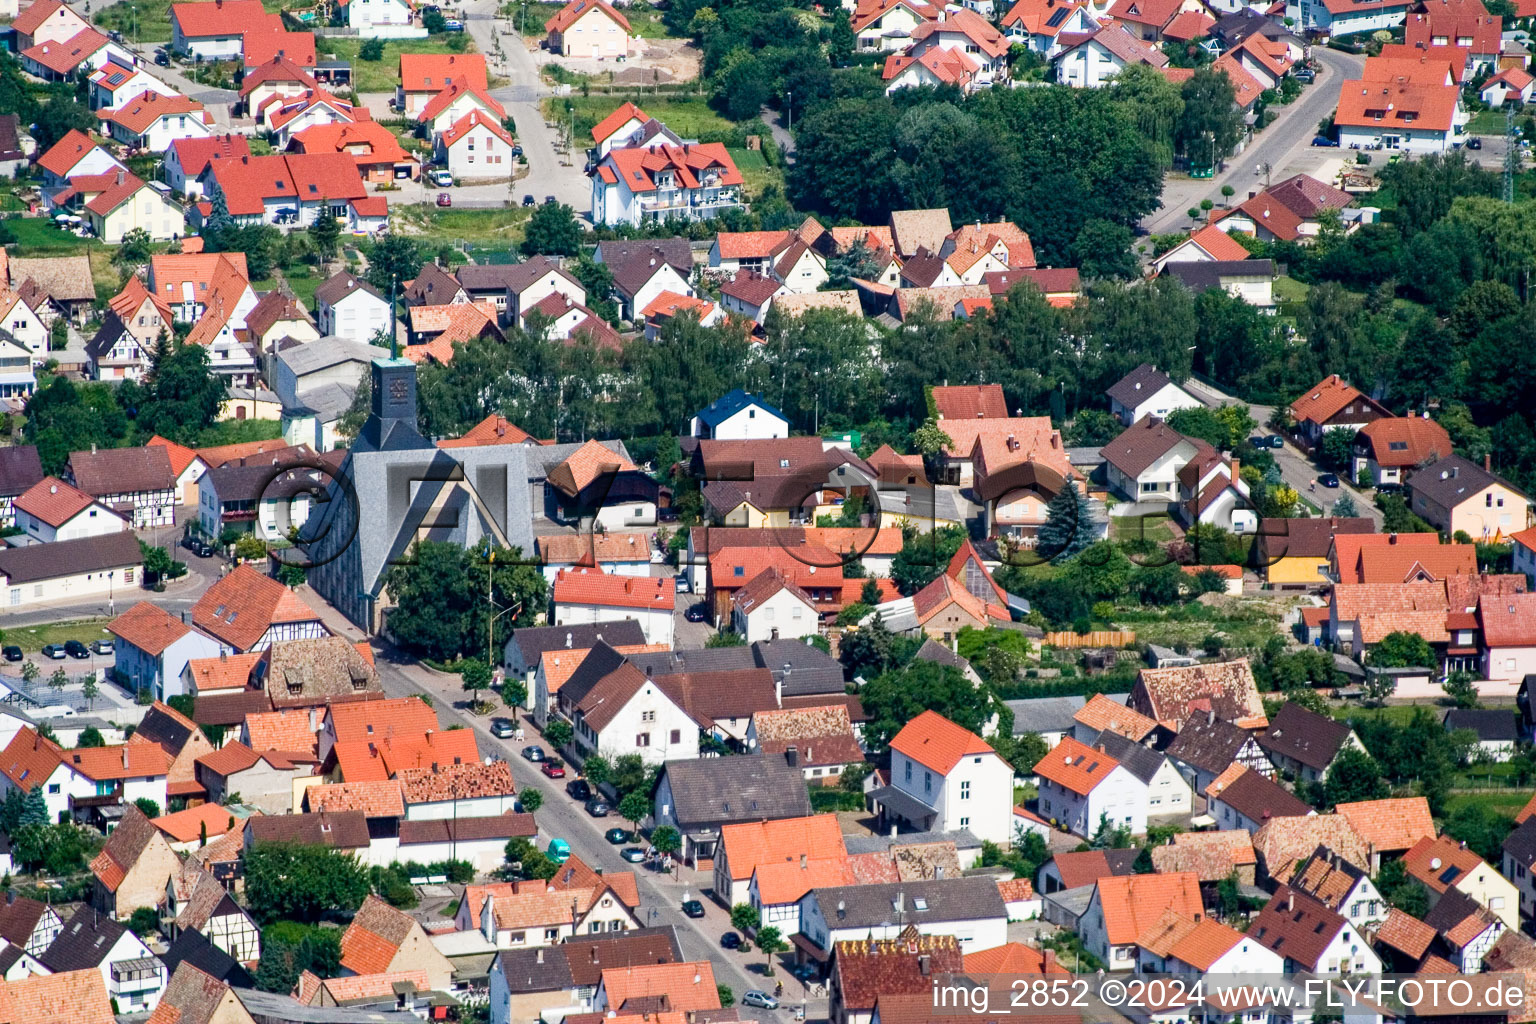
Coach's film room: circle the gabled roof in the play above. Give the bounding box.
[12,0,74,37]
[910,7,1008,56]
[1207,764,1311,823]
[68,442,176,496]
[1336,74,1459,134]
[657,754,814,827]
[243,29,316,69]
[238,55,318,95]
[1478,592,1536,648]
[171,0,272,36]
[545,0,631,34]
[397,52,487,93]
[0,447,44,500]
[421,82,507,125]
[604,142,743,195]
[1073,692,1158,742]
[190,564,323,651]
[931,384,1008,421]
[1256,701,1353,772]
[1133,658,1267,731]
[1336,797,1435,855]
[1060,22,1169,67]
[1410,453,1529,510]
[88,804,161,894]
[1249,886,1349,968]
[1376,907,1437,960]
[1105,363,1183,411]
[1166,713,1257,775]
[598,961,719,1014]
[1033,735,1121,795]
[109,601,196,656]
[591,101,649,144]
[339,895,416,976]
[1093,872,1204,945]
[1253,814,1369,883]
[718,814,845,882]
[554,566,673,612]
[0,967,114,1024]
[890,710,994,775]
[1101,416,1212,481]
[102,91,208,135]
[21,27,108,75]
[37,131,105,179]
[13,476,103,528]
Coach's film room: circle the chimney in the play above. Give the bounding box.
[308,707,318,732]
[122,746,130,769]
[785,745,798,768]
[918,953,931,975]
[1286,892,1294,912]
[536,948,544,963]
[1485,453,1491,472]
[1230,456,1239,481]
[1042,949,1057,973]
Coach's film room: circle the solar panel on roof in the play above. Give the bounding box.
[1047,7,1070,25]
[1439,865,1461,884]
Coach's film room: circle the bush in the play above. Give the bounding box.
[809,789,864,812]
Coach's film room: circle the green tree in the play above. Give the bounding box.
[544,719,573,750]
[365,235,423,294]
[1442,671,1479,709]
[134,338,229,443]
[459,658,492,705]
[1321,746,1388,807]
[717,985,735,1008]
[518,787,542,813]
[1037,480,1094,562]
[33,92,98,152]
[243,842,370,924]
[359,36,385,60]
[756,925,784,972]
[48,666,67,697]
[651,824,681,860]
[1332,491,1359,518]
[115,229,154,269]
[1175,66,1243,165]
[618,791,649,832]
[1066,409,1122,447]
[1071,218,1137,280]
[521,202,583,257]
[126,907,161,938]
[76,726,105,748]
[730,903,761,935]
[1375,858,1429,917]
[1366,631,1435,668]
[1319,428,1356,471]
[890,523,966,595]
[501,676,528,709]
[81,673,99,710]
[141,542,174,583]
[858,660,1003,754]
[255,922,342,993]
[824,239,882,291]
[381,541,546,662]
[309,212,341,263]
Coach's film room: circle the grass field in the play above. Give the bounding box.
[1466,110,1509,135]
[2,217,100,252]
[1273,275,1310,304]
[324,36,476,93]
[725,147,782,200]
[1110,514,1175,544]
[393,204,533,247]
[1444,789,1530,818]
[1331,704,1438,726]
[94,0,289,44]
[548,96,734,143]
[254,266,325,311]
[5,619,115,654]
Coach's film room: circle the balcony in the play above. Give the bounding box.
[638,189,746,222]
[112,958,165,994]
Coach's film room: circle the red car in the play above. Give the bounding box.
[541,760,566,779]
[436,192,452,207]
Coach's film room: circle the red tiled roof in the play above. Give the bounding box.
[0,728,64,792]
[13,0,70,37]
[37,130,107,178]
[1094,872,1204,944]
[1186,224,1249,261]
[22,28,108,75]
[1479,592,1536,647]
[603,143,742,194]
[882,46,980,87]
[420,81,507,124]
[190,564,322,651]
[14,476,99,528]
[172,0,273,37]
[591,101,648,143]
[553,566,674,612]
[326,696,437,746]
[1336,75,1459,134]
[65,742,170,781]
[545,0,631,34]
[152,802,253,844]
[243,29,316,69]
[398,52,487,93]
[1034,735,1120,795]
[102,91,208,135]
[110,601,194,656]
[239,55,317,96]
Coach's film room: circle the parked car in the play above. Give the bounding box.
[2,646,21,662]
[585,797,610,817]
[682,899,705,918]
[1468,137,1483,149]
[1295,68,1315,83]
[541,760,566,779]
[620,846,645,862]
[40,645,65,660]
[1318,473,1341,488]
[521,745,545,762]
[63,641,89,659]
[604,827,630,844]
[491,718,515,738]
[566,778,591,801]
[544,195,556,205]
[522,194,536,206]
[743,992,779,1010]
[182,535,214,557]
[720,932,742,950]
[436,192,452,207]
[443,18,464,30]
[1259,434,1285,449]
[1311,135,1337,147]
[90,640,113,656]
[510,145,523,159]
[685,605,706,623]
[428,169,453,187]
[154,51,170,65]
[674,575,689,593]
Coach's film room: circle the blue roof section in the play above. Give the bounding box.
[694,389,786,428]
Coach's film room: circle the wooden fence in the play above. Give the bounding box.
[1043,630,1137,648]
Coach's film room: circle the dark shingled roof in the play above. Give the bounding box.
[1443,708,1519,743]
[811,877,1006,931]
[657,753,813,830]
[1254,516,1374,561]
[1257,701,1353,772]
[0,446,45,499]
[1502,817,1536,869]
[1409,454,1529,510]
[161,928,254,987]
[1101,417,1214,480]
[1166,714,1258,775]
[1091,730,1168,786]
[495,926,683,991]
[1105,363,1177,411]
[0,531,142,585]
[1211,766,1311,822]
[40,907,130,972]
[193,689,273,726]
[398,813,537,845]
[457,255,582,298]
[596,238,692,299]
[0,897,53,949]
[313,271,383,307]
[67,444,175,496]
[1162,259,1276,292]
[508,621,647,668]
[247,810,369,848]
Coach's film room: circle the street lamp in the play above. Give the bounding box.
[786,91,792,134]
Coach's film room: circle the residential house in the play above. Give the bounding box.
[1249,886,1382,974]
[1408,453,1533,540]
[798,878,1008,957]
[396,54,489,115]
[1285,0,1411,35]
[1054,23,1169,86]
[20,27,133,84]
[1134,909,1282,977]
[1164,712,1272,794]
[1106,364,1202,428]
[36,130,126,189]
[591,238,694,323]
[1444,707,1517,761]
[1205,764,1313,834]
[12,477,127,544]
[652,753,815,867]
[465,872,642,948]
[1481,66,1535,104]
[240,57,321,127]
[398,759,520,820]
[1252,814,1371,887]
[1214,174,1357,244]
[0,532,142,612]
[88,58,175,112]
[1071,692,1159,746]
[242,28,316,71]
[1354,415,1454,488]
[745,705,863,784]
[552,567,674,646]
[1108,0,1212,40]
[1424,886,1505,972]
[416,78,507,141]
[544,0,633,58]
[852,0,940,52]
[100,93,213,153]
[717,272,788,323]
[135,700,217,807]
[1256,701,1363,782]
[1256,516,1375,586]
[1079,872,1204,970]
[1032,736,1149,840]
[202,153,379,233]
[554,654,699,767]
[1336,797,1437,870]
[1405,5,1501,70]
[0,447,44,529]
[195,447,327,541]
[591,143,745,229]
[289,120,419,185]
[1001,0,1099,55]
[690,390,789,441]
[1148,829,1258,887]
[714,813,845,909]
[313,272,391,344]
[245,289,319,361]
[1151,222,1253,269]
[730,569,819,644]
[0,896,63,958]
[1481,593,1536,686]
[1173,446,1255,534]
[895,7,1010,87]
[0,289,47,364]
[1335,72,1460,153]
[12,0,93,50]
[486,928,684,1024]
[338,895,454,991]
[343,0,416,36]
[1288,845,1390,930]
[1093,730,1192,816]
[317,695,436,765]
[829,935,962,1024]
[1161,258,1276,307]
[87,277,175,381]
[189,564,329,652]
[883,45,986,92]
[148,252,257,328]
[592,961,721,1015]
[1129,657,1268,732]
[64,445,176,529]
[89,805,180,921]
[40,908,166,1012]
[468,256,585,329]
[264,91,369,150]
[1100,417,1216,505]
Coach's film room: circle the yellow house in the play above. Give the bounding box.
[718,500,776,528]
[544,0,632,59]
[81,173,186,244]
[1255,516,1375,585]
[1408,455,1534,541]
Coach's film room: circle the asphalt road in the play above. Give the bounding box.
[1180,376,1383,526]
[368,651,803,1021]
[1144,47,1365,236]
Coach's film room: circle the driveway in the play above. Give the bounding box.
[1181,377,1383,526]
[1144,47,1365,236]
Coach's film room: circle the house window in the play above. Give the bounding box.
[544,928,558,942]
[960,780,970,800]
[670,729,680,743]
[636,733,650,747]
[959,816,969,827]
[924,770,931,792]
[904,760,911,782]
[641,710,655,722]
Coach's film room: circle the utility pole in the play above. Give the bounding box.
[1505,104,1518,204]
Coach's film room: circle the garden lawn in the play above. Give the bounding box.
[1443,789,1532,819]
[324,36,477,94]
[7,619,115,654]
[548,97,734,143]
[1272,275,1310,304]
[392,204,533,247]
[726,147,782,201]
[1110,514,1174,544]
[1466,110,1509,135]
[2,218,100,253]
[1332,704,1435,726]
